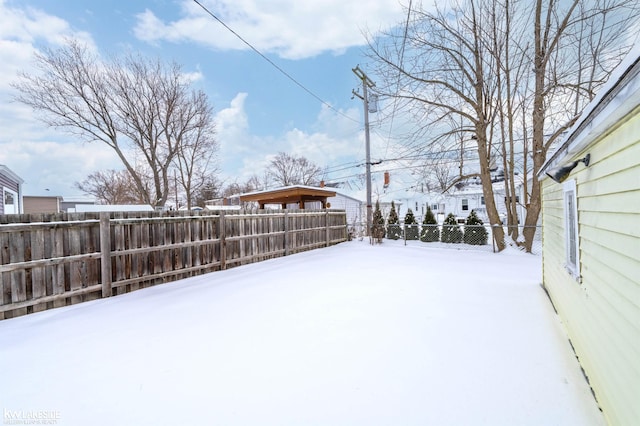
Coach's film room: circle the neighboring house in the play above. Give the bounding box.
[327,192,364,235]
[539,49,640,426]
[206,197,241,207]
[388,174,528,225]
[23,195,63,214]
[0,165,24,215]
[61,198,96,212]
[376,200,400,220]
[443,174,529,224]
[204,205,241,211]
[70,204,154,213]
[25,197,99,214]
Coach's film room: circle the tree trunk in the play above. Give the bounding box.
[476,131,506,251]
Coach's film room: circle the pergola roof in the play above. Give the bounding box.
[239,185,337,209]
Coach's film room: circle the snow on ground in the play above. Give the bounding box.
[1,240,604,426]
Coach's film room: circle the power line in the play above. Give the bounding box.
[323,160,366,174]
[192,0,358,123]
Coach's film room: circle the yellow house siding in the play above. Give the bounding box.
[581,210,640,239]
[581,228,638,283]
[582,257,640,357]
[541,111,640,426]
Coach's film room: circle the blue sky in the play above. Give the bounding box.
[0,0,418,199]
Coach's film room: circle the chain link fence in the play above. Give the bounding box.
[348,222,542,254]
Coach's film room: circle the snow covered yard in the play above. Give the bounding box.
[1,240,604,426]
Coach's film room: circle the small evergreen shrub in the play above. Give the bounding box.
[441,213,463,243]
[463,210,488,245]
[386,201,402,240]
[420,206,440,242]
[372,200,385,243]
[404,208,419,240]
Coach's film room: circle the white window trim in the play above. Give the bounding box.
[3,187,18,215]
[562,179,581,281]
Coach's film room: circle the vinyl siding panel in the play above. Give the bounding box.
[581,211,640,238]
[23,197,61,214]
[581,228,638,283]
[541,110,640,426]
[0,172,19,192]
[582,256,640,355]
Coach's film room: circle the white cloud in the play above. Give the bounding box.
[0,39,36,91]
[214,92,281,182]
[0,0,103,197]
[215,92,365,184]
[134,0,407,59]
[0,0,393,197]
[285,109,363,166]
[0,140,121,197]
[0,0,95,50]
[216,92,250,140]
[179,69,204,84]
[0,0,99,94]
[0,1,94,91]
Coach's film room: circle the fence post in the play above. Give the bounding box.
[100,212,112,298]
[492,225,497,253]
[219,211,226,270]
[284,211,289,256]
[325,210,330,247]
[404,223,407,246]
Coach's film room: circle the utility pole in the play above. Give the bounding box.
[352,65,375,236]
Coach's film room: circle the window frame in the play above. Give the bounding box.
[563,179,581,281]
[3,187,18,214]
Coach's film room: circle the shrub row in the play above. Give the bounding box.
[379,202,488,245]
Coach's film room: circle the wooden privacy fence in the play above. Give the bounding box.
[0,209,347,320]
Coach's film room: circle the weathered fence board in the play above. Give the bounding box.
[0,209,347,320]
[52,226,66,309]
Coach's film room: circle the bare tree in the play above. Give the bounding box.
[519,0,638,249]
[295,155,324,186]
[192,175,223,208]
[244,173,270,192]
[173,120,218,210]
[369,0,507,248]
[75,169,144,204]
[268,152,297,186]
[368,0,639,251]
[13,40,218,208]
[267,152,323,187]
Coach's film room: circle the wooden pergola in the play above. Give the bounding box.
[239,185,337,209]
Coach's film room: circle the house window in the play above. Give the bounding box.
[3,188,17,214]
[481,196,485,205]
[462,199,469,211]
[432,204,438,211]
[4,190,14,205]
[563,180,580,280]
